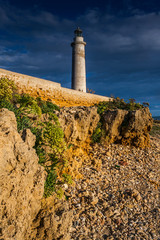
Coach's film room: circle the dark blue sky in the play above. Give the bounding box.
[0,0,160,116]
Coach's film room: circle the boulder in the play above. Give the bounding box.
[0,108,45,240]
[102,109,128,143]
[58,106,100,146]
[0,108,73,240]
[102,107,153,148]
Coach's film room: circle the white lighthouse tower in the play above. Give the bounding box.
[71,27,86,92]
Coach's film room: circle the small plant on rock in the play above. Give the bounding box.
[87,88,95,94]
[97,97,144,116]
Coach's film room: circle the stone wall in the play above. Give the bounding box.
[0,68,111,107]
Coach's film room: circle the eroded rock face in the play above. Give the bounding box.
[102,109,128,143]
[0,108,45,240]
[102,107,153,148]
[32,197,73,240]
[58,106,100,146]
[0,108,73,240]
[58,106,152,148]
[0,106,153,239]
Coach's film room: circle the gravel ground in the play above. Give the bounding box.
[66,136,160,240]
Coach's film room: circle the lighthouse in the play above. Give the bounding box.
[71,27,86,92]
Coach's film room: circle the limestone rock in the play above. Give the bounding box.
[102,109,128,143]
[33,197,73,240]
[21,128,36,149]
[0,108,17,131]
[0,108,73,240]
[0,105,154,239]
[102,107,152,148]
[58,106,100,146]
[58,106,152,148]
[132,189,142,201]
[121,108,153,147]
[0,108,45,240]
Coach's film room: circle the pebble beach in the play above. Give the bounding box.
[66,135,160,240]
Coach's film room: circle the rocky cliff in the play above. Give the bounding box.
[0,106,154,240]
[102,107,153,148]
[0,108,73,240]
[58,106,152,148]
[0,108,45,239]
[58,106,100,146]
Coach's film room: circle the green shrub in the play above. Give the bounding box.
[35,120,67,197]
[37,97,60,113]
[41,122,65,153]
[0,100,15,112]
[44,170,57,197]
[97,97,144,115]
[16,114,33,131]
[62,173,73,184]
[92,122,102,143]
[0,77,17,102]
[16,94,42,117]
[48,112,59,125]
